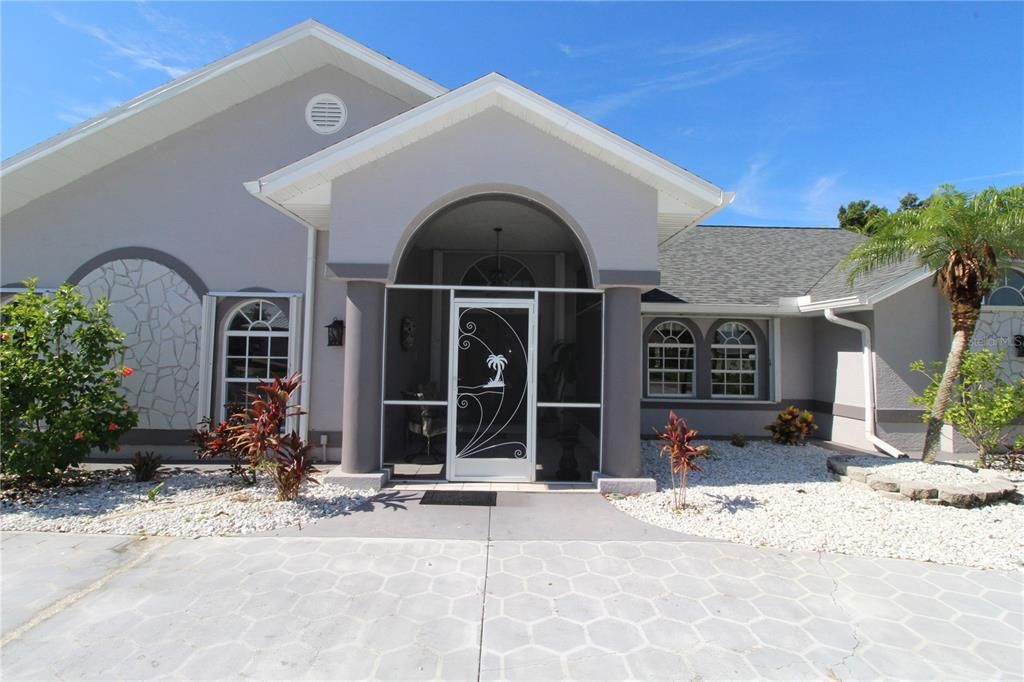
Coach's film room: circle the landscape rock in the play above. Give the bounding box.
[938,487,979,508]
[899,480,938,500]
[867,474,900,492]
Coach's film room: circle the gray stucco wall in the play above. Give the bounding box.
[326,108,660,281]
[2,65,411,452]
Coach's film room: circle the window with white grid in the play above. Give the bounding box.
[647,321,696,397]
[222,300,290,419]
[711,322,757,398]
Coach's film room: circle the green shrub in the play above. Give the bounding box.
[911,349,1024,468]
[766,406,817,446]
[730,433,748,447]
[0,281,138,481]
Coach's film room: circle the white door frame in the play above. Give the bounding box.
[446,297,537,482]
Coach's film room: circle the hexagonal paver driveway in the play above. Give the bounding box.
[2,531,1021,680]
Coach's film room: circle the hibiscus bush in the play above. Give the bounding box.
[0,280,138,481]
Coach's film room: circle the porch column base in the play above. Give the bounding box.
[341,280,385,474]
[592,472,656,495]
[601,286,643,477]
[322,466,389,490]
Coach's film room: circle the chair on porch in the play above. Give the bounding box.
[403,386,446,462]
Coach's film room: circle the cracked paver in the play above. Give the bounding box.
[1,530,1021,680]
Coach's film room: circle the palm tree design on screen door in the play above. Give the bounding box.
[485,353,507,387]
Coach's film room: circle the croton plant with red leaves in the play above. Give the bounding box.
[654,411,710,510]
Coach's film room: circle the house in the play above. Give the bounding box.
[2,21,1021,487]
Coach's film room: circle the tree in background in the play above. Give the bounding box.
[838,192,932,234]
[843,184,1023,463]
[0,280,138,481]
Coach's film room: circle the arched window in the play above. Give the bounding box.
[222,300,290,417]
[647,321,696,397]
[983,268,1024,306]
[461,256,536,287]
[711,322,757,398]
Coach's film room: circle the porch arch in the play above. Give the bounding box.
[387,184,600,288]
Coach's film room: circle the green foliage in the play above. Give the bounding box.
[730,433,748,447]
[911,350,1024,467]
[192,374,318,501]
[838,199,889,235]
[0,280,138,481]
[898,192,929,212]
[129,451,162,482]
[654,411,709,510]
[766,406,818,446]
[147,481,165,502]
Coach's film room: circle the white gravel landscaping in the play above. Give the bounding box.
[609,440,1024,570]
[0,469,374,537]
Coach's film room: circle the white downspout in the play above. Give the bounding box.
[823,308,904,457]
[299,226,317,441]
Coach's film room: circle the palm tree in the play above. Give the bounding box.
[843,184,1023,463]
[486,353,508,386]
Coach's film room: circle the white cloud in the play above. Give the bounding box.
[725,156,847,226]
[50,6,233,82]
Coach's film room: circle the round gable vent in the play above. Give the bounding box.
[305,93,347,135]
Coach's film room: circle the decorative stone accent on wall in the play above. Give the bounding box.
[972,310,1024,379]
[78,258,202,430]
[827,455,1019,508]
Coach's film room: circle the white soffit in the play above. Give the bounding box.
[252,74,732,229]
[1,20,447,215]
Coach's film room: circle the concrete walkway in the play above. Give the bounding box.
[2,492,1021,681]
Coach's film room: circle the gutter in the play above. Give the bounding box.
[244,180,317,441]
[823,308,904,457]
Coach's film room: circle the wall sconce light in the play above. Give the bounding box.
[325,319,345,347]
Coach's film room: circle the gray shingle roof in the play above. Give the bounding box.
[653,225,919,305]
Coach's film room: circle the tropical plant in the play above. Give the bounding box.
[766,406,818,445]
[654,411,709,510]
[730,433,748,447]
[147,481,165,502]
[0,280,138,481]
[844,184,1024,462]
[129,451,162,482]
[192,374,318,501]
[911,350,1024,468]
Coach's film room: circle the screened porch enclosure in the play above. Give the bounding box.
[379,195,603,482]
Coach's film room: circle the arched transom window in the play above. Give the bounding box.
[983,268,1024,307]
[711,322,757,398]
[223,300,290,416]
[461,256,536,287]
[647,321,696,397]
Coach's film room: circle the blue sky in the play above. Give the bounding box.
[2,2,1021,226]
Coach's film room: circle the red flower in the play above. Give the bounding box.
[73,431,84,441]
[107,422,118,431]
[121,367,134,377]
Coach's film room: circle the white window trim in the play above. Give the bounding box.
[218,298,297,422]
[646,322,696,398]
[710,322,758,399]
[982,267,1024,307]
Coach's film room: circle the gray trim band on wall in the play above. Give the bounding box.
[327,262,390,280]
[120,429,196,446]
[641,398,826,412]
[599,269,661,286]
[67,247,208,296]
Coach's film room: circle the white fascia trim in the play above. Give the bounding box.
[2,20,445,175]
[863,266,933,305]
[641,302,800,317]
[251,73,728,210]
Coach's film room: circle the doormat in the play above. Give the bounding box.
[420,490,497,507]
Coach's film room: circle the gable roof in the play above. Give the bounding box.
[1,20,446,215]
[651,225,924,308]
[246,72,734,229]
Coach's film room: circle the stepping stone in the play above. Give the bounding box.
[971,481,1015,503]
[867,474,900,492]
[899,480,938,500]
[938,486,979,508]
